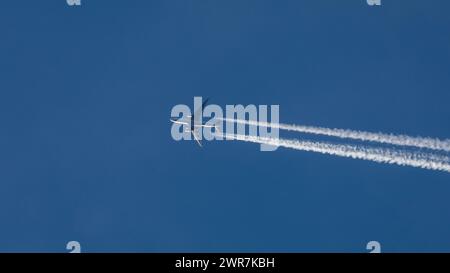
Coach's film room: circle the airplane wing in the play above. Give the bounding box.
[170,119,189,125]
[194,124,215,128]
[191,130,202,147]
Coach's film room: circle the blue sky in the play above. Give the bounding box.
[0,0,449,252]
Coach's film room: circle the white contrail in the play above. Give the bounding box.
[219,118,450,152]
[220,133,450,173]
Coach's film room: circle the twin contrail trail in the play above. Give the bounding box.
[220,133,450,173]
[219,118,450,152]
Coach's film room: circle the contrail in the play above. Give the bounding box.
[219,118,450,152]
[220,133,450,173]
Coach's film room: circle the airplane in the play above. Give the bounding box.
[170,98,220,147]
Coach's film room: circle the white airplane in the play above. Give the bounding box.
[170,98,220,147]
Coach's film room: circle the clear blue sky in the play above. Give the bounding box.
[0,0,449,252]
